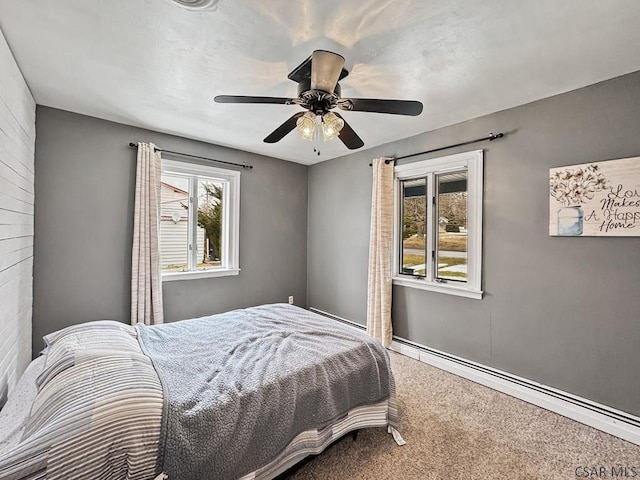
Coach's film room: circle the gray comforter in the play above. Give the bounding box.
[135,303,393,480]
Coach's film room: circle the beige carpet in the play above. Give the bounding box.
[287,352,640,479]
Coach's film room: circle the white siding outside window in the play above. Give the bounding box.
[159,182,205,269]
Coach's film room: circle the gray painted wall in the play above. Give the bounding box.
[33,107,307,354]
[308,70,640,416]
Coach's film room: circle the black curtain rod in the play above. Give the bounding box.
[128,142,253,170]
[369,132,504,166]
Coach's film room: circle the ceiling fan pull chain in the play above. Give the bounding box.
[313,115,322,156]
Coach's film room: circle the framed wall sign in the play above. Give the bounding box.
[549,156,640,237]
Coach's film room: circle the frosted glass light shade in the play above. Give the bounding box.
[296,112,317,141]
[321,112,344,141]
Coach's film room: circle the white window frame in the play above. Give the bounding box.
[160,158,240,281]
[393,149,483,299]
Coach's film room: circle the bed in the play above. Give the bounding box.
[0,303,403,480]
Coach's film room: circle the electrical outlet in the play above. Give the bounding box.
[288,296,294,305]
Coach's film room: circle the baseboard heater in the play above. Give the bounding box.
[309,307,640,445]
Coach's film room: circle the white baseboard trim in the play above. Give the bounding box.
[308,307,365,330]
[307,307,640,446]
[388,338,640,446]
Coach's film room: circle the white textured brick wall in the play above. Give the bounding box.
[0,26,35,407]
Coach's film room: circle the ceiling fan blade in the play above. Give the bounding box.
[263,112,305,143]
[334,113,364,150]
[214,95,294,105]
[310,50,345,94]
[339,98,423,116]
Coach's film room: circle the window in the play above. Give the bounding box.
[160,159,240,281]
[393,150,483,299]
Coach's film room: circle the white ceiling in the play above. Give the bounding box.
[1,1,640,165]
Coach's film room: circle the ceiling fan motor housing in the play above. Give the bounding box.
[297,78,341,114]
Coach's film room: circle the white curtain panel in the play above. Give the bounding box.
[367,157,395,346]
[131,142,164,325]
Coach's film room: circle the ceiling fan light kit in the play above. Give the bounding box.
[294,111,346,156]
[214,50,423,153]
[296,111,344,141]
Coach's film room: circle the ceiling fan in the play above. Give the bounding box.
[214,50,423,154]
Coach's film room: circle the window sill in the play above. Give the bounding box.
[162,268,240,282]
[392,276,483,299]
